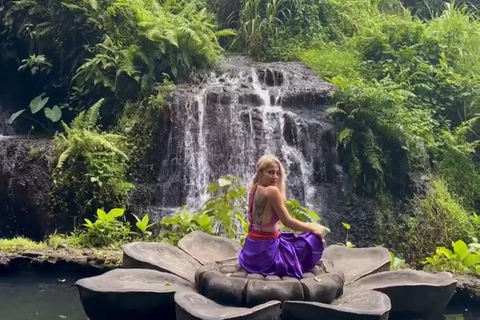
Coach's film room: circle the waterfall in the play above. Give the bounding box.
[155,58,338,218]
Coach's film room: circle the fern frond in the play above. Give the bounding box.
[57,146,73,168]
[338,128,353,146]
[84,98,105,129]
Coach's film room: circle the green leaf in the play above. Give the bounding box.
[452,240,469,260]
[44,105,62,122]
[218,178,231,187]
[96,209,107,221]
[342,222,351,230]
[8,109,26,124]
[436,247,453,260]
[463,253,478,267]
[29,93,49,114]
[108,208,125,219]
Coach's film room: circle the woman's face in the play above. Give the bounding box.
[259,163,280,186]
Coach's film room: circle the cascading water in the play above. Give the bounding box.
[153,57,339,220]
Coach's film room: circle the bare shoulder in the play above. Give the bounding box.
[263,185,281,197]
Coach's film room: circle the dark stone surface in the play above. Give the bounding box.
[321,245,391,285]
[175,290,281,320]
[122,242,201,283]
[347,270,457,316]
[281,289,391,320]
[246,279,304,307]
[198,270,249,306]
[300,273,344,303]
[178,231,242,265]
[453,274,480,304]
[76,269,194,320]
[0,137,55,240]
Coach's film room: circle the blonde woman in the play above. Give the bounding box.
[238,155,328,279]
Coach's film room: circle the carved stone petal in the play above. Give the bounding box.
[178,231,242,265]
[281,289,391,320]
[321,245,391,284]
[347,270,457,316]
[122,242,201,283]
[175,290,281,320]
[75,268,194,320]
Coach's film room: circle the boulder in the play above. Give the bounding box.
[178,231,242,265]
[175,290,281,320]
[122,242,201,283]
[75,268,195,320]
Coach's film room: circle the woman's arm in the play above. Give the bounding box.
[265,186,327,236]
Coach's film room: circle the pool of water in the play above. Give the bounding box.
[0,271,479,320]
[0,271,89,320]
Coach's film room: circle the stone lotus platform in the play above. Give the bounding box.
[76,231,458,320]
[75,268,194,320]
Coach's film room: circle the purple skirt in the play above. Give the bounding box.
[238,232,324,279]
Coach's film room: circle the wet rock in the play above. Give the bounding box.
[347,270,457,316]
[281,289,391,320]
[178,231,242,265]
[76,269,194,320]
[122,242,201,283]
[0,137,55,240]
[321,245,391,284]
[300,273,344,303]
[175,290,281,320]
[454,274,480,303]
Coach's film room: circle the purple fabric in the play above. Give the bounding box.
[239,231,324,279]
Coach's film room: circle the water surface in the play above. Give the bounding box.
[0,271,478,320]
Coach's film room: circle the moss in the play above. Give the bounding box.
[0,235,123,268]
[0,237,47,253]
[402,178,474,265]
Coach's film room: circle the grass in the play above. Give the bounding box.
[0,235,123,268]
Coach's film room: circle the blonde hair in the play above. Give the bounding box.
[248,155,287,199]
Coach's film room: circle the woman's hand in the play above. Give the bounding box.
[309,223,330,239]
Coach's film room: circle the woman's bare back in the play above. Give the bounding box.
[251,185,278,232]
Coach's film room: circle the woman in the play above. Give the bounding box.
[238,155,328,279]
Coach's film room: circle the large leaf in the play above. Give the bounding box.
[453,240,469,260]
[44,105,62,122]
[107,208,125,219]
[463,253,478,267]
[8,109,26,124]
[29,93,49,114]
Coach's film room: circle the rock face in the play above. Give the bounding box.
[76,268,195,320]
[135,56,340,223]
[0,137,55,240]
